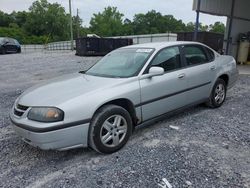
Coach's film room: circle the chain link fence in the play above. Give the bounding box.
[46,40,76,50]
[21,45,45,52]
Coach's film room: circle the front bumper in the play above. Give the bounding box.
[10,113,90,151]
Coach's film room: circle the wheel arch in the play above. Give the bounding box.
[93,98,138,127]
[218,74,229,87]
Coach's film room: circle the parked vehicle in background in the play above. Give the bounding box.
[10,41,238,154]
[0,37,21,54]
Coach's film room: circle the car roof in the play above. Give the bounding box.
[0,37,15,40]
[122,41,206,50]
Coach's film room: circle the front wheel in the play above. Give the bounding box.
[17,48,21,53]
[206,78,226,108]
[89,105,133,154]
[1,47,6,54]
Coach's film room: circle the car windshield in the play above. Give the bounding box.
[85,48,154,78]
[14,39,20,45]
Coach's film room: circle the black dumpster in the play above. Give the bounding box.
[76,37,133,56]
[177,32,224,52]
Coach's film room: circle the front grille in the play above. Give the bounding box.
[14,104,29,117]
[17,104,29,111]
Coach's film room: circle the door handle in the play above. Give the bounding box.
[178,73,185,79]
[210,66,216,71]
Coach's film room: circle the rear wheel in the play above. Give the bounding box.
[89,105,133,154]
[206,78,226,108]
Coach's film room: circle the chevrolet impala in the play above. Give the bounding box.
[10,42,238,153]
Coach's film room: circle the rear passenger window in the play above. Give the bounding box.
[184,45,208,66]
[151,47,181,72]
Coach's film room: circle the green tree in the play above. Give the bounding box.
[163,15,186,32]
[0,26,47,44]
[10,11,28,28]
[0,11,14,27]
[185,22,195,32]
[0,4,226,44]
[133,10,186,34]
[133,11,162,34]
[185,22,209,32]
[200,24,209,31]
[122,18,134,35]
[89,7,124,36]
[24,0,69,41]
[209,22,225,34]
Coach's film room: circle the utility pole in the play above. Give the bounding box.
[69,0,73,51]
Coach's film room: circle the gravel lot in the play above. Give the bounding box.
[0,52,250,188]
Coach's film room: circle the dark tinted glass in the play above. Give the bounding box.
[184,45,208,65]
[151,46,181,72]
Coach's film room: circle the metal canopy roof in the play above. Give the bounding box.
[193,0,250,21]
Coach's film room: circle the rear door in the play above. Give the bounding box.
[139,46,189,121]
[182,45,217,103]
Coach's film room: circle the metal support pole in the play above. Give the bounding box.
[194,0,201,41]
[77,8,80,38]
[69,0,73,51]
[225,0,235,55]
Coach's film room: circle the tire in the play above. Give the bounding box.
[1,47,6,54]
[206,78,227,108]
[17,48,21,53]
[89,105,133,154]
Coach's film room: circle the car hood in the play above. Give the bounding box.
[18,73,125,107]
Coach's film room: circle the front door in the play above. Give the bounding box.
[139,46,189,121]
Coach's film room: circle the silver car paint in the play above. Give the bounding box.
[10,41,238,150]
[11,122,89,150]
[17,74,141,123]
[139,69,188,121]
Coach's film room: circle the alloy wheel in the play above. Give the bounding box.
[214,83,225,104]
[100,115,128,147]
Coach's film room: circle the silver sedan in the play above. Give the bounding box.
[10,41,238,153]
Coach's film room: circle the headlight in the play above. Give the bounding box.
[27,107,64,122]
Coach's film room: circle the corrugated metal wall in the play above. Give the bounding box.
[234,0,250,20]
[193,0,232,16]
[193,0,250,20]
[193,0,250,58]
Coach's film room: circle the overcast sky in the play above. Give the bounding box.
[1,0,227,26]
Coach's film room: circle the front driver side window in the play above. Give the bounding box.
[150,47,181,72]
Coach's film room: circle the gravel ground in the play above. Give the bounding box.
[0,52,250,188]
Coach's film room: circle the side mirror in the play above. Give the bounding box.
[148,67,164,77]
[140,66,164,80]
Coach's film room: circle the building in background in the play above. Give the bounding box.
[193,0,250,62]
